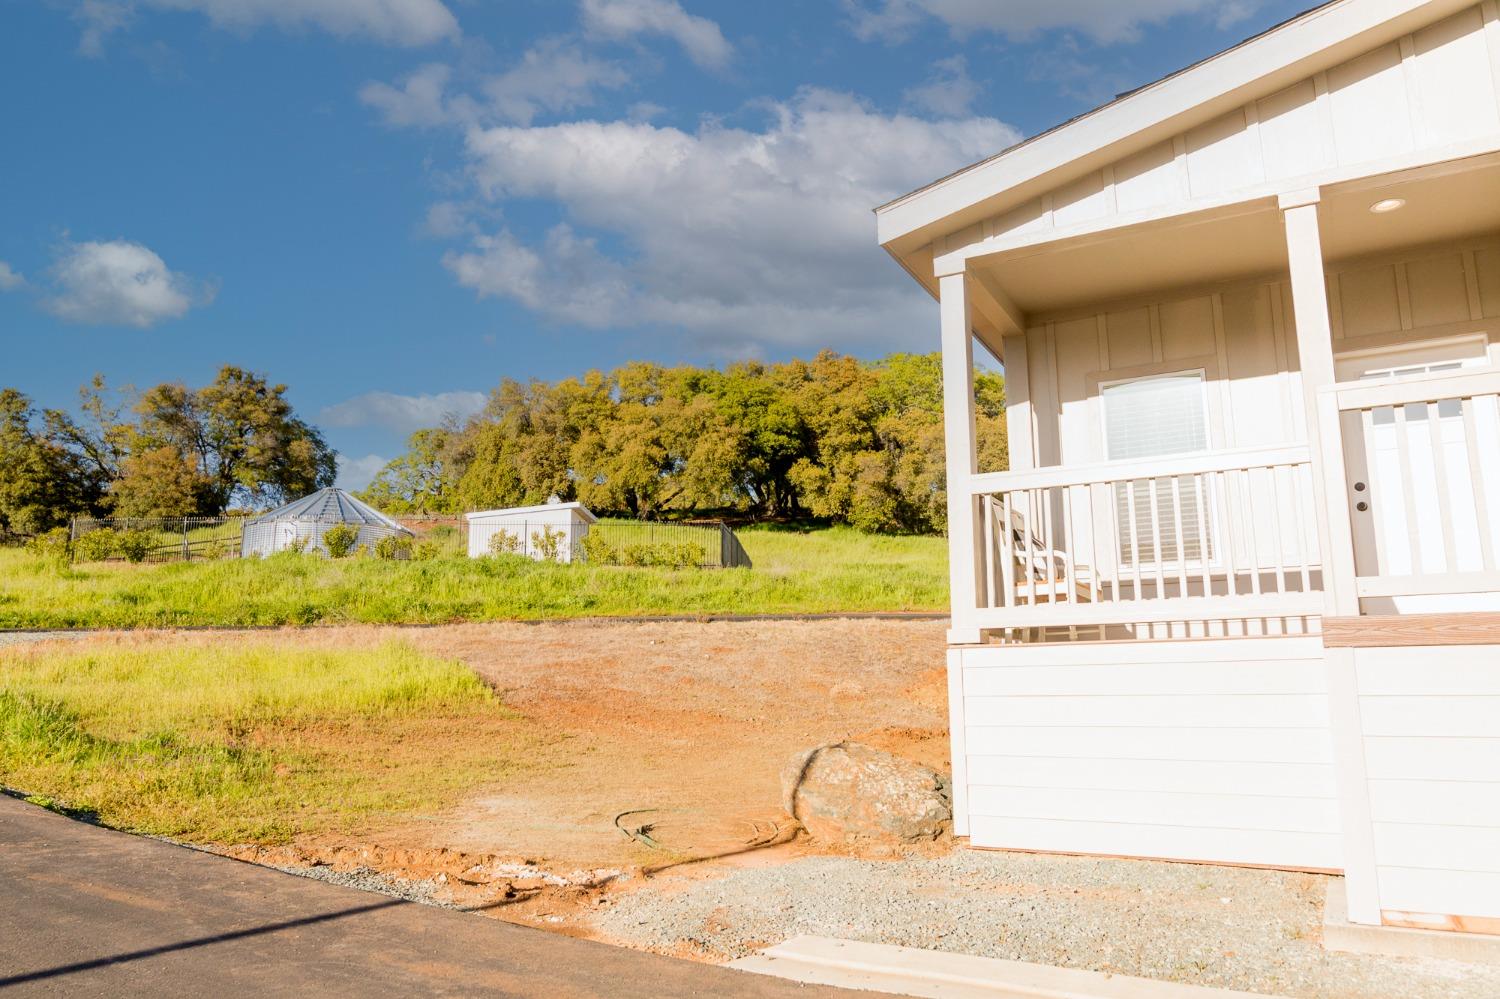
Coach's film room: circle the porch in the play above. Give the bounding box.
[936,154,1500,645]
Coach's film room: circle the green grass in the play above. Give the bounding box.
[0,525,947,629]
[0,640,539,843]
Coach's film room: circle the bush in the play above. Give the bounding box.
[578,531,617,565]
[531,526,565,562]
[74,529,118,562]
[486,530,522,557]
[24,528,72,565]
[115,529,156,564]
[284,536,309,554]
[412,540,441,561]
[373,534,414,560]
[323,524,359,559]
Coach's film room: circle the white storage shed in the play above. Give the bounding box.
[466,499,597,562]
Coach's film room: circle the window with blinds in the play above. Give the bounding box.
[1101,371,1212,567]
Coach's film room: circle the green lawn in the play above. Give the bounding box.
[0,640,540,843]
[0,525,947,629]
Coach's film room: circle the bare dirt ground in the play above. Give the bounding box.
[221,618,951,913]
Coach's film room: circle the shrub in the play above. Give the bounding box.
[284,536,309,554]
[487,530,522,557]
[115,529,156,564]
[322,524,360,559]
[74,529,118,562]
[531,526,565,562]
[412,540,441,561]
[578,531,617,565]
[373,534,414,560]
[25,528,72,565]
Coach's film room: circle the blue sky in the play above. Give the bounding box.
[0,0,1307,487]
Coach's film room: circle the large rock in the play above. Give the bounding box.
[781,742,951,844]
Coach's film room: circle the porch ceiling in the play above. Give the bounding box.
[1320,154,1500,264]
[974,202,1289,318]
[971,151,1500,323]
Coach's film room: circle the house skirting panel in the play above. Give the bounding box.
[951,637,1343,871]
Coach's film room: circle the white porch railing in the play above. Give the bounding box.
[967,444,1323,630]
[1329,367,1500,604]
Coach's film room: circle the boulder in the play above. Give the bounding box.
[781,742,951,844]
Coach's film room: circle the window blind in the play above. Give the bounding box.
[1101,372,1211,566]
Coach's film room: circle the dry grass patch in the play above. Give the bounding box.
[0,636,547,844]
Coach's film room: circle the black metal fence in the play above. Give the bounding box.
[69,516,246,563]
[584,520,751,569]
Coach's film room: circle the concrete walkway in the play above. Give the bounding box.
[0,794,864,998]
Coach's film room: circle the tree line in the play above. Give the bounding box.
[363,351,1007,534]
[0,366,335,535]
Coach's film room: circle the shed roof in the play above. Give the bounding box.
[466,501,598,524]
[247,488,408,531]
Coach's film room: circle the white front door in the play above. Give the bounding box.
[1336,337,1500,613]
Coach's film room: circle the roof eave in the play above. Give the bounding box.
[875,0,1465,251]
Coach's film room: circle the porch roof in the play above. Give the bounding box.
[875,0,1481,312]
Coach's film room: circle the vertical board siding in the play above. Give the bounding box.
[969,4,1500,255]
[1353,644,1500,920]
[958,638,1341,870]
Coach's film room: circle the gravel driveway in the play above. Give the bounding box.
[595,849,1500,999]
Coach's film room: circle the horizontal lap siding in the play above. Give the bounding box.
[959,638,1340,870]
[1355,645,1500,919]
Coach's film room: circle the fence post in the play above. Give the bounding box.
[182,518,191,561]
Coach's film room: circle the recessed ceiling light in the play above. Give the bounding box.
[1369,198,1406,214]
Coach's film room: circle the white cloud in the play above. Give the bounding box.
[74,0,135,57]
[361,41,629,129]
[0,262,24,292]
[45,240,211,328]
[902,55,979,117]
[77,0,459,53]
[321,390,488,433]
[443,88,1019,353]
[580,0,732,70]
[844,0,1260,45]
[336,453,392,491]
[360,63,470,127]
[483,38,631,125]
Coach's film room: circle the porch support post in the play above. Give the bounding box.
[1281,190,1381,926]
[940,270,984,645]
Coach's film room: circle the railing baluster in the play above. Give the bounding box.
[1087,482,1102,605]
[1148,478,1165,600]
[1216,469,1239,597]
[1000,492,1017,610]
[1289,463,1313,593]
[1392,404,1425,573]
[1462,397,1496,571]
[1041,485,1057,605]
[1171,475,1189,598]
[1426,399,1457,574]
[1239,466,1262,596]
[1193,470,1212,598]
[1125,479,1142,602]
[1267,464,1289,595]
[1359,408,1387,577]
[982,494,996,608]
[1062,485,1078,605]
[1025,489,1039,609]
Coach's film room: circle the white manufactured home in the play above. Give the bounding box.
[879,0,1500,936]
